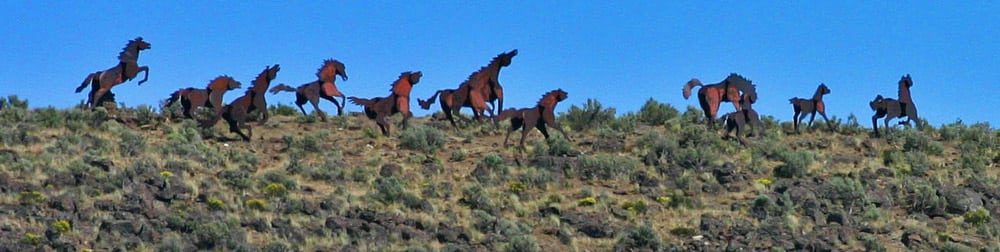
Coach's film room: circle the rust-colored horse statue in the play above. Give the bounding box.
[682,73,757,128]
[212,65,280,141]
[419,49,516,125]
[497,89,571,150]
[165,76,241,123]
[789,83,832,132]
[869,75,922,137]
[268,59,348,121]
[75,37,151,109]
[348,71,422,136]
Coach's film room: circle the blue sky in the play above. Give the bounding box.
[2,1,997,127]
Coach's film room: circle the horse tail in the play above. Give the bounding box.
[268,84,295,94]
[497,108,520,122]
[165,89,182,107]
[417,90,441,110]
[788,97,800,104]
[76,72,99,93]
[348,97,376,107]
[682,78,702,100]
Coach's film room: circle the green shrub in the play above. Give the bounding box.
[400,125,447,153]
[192,221,235,249]
[774,150,814,178]
[19,191,46,205]
[245,199,268,211]
[637,98,678,126]
[219,169,252,190]
[622,200,649,215]
[560,99,616,131]
[259,171,298,191]
[613,222,663,252]
[263,183,289,198]
[52,220,72,233]
[572,154,640,180]
[33,107,63,128]
[5,95,28,109]
[506,235,541,252]
[373,177,406,204]
[965,208,991,226]
[460,184,496,213]
[269,104,300,116]
[207,197,226,211]
[22,233,42,246]
[822,176,869,208]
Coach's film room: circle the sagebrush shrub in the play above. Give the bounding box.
[559,99,616,131]
[637,98,678,126]
[400,125,447,153]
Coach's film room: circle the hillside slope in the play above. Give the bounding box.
[0,100,998,251]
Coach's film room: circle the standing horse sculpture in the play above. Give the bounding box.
[869,75,922,137]
[164,76,241,123]
[420,49,516,126]
[75,37,151,109]
[682,73,757,128]
[721,95,763,145]
[268,59,349,121]
[789,83,833,132]
[497,89,571,151]
[213,65,280,141]
[348,71,422,136]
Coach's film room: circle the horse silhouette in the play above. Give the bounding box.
[721,95,763,145]
[348,71,422,136]
[269,59,348,121]
[165,76,241,124]
[789,83,832,132]
[682,73,757,128]
[497,89,571,151]
[75,37,151,109]
[420,50,516,126]
[869,75,922,137]
[213,65,280,141]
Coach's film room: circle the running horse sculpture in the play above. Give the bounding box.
[789,83,833,133]
[497,89,571,151]
[75,37,151,109]
[869,74,922,137]
[213,65,280,141]
[269,59,349,121]
[349,71,423,136]
[682,73,757,128]
[164,76,242,123]
[419,49,517,126]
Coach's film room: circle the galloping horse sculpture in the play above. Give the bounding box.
[348,71,422,136]
[417,88,463,126]
[213,65,280,141]
[869,75,922,137]
[75,37,151,109]
[420,49,516,126]
[268,59,348,121]
[789,83,833,132]
[497,89,571,150]
[682,73,757,128]
[164,76,242,123]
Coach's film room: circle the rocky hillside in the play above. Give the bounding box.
[0,96,998,251]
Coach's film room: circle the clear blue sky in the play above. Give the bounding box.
[2,1,997,127]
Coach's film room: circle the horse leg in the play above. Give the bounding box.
[807,111,817,131]
[792,109,801,133]
[819,111,833,132]
[908,106,922,130]
[321,95,343,116]
[871,114,881,137]
[376,115,391,136]
[90,87,112,109]
[503,118,522,147]
[137,66,150,85]
[310,98,327,122]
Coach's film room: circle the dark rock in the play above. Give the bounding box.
[380,163,403,177]
[560,211,614,238]
[940,186,985,214]
[826,212,845,226]
[244,218,270,232]
[48,193,77,212]
[712,163,739,184]
[630,170,659,187]
[435,223,471,244]
[701,183,722,194]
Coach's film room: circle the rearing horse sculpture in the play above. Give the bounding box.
[682,73,757,128]
[269,59,348,121]
[164,76,242,123]
[497,89,571,151]
[75,37,151,109]
[420,49,516,126]
[211,64,280,141]
[870,74,922,137]
[789,83,833,132]
[349,71,422,136]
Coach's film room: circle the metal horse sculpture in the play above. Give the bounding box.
[213,65,280,141]
[348,71,423,136]
[269,59,348,121]
[869,74,922,137]
[164,76,242,123]
[419,49,516,126]
[75,37,151,109]
[789,83,833,132]
[497,89,571,151]
[682,73,757,128]
[721,94,763,145]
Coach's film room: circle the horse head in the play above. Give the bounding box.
[207,76,241,91]
[407,71,423,85]
[319,59,348,82]
[899,74,913,88]
[819,83,831,95]
[498,49,518,67]
[869,95,885,111]
[130,37,151,50]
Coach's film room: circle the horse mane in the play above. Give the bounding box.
[725,73,755,96]
[251,65,277,92]
[206,75,235,91]
[389,71,421,95]
[461,50,515,85]
[536,89,567,108]
[117,37,145,61]
[317,59,344,82]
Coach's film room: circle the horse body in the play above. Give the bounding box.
[165,76,241,122]
[269,59,348,121]
[349,71,422,136]
[75,37,151,109]
[498,89,571,150]
[424,50,515,126]
[870,75,922,137]
[721,107,762,145]
[682,73,756,128]
[213,64,281,141]
[789,83,832,132]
